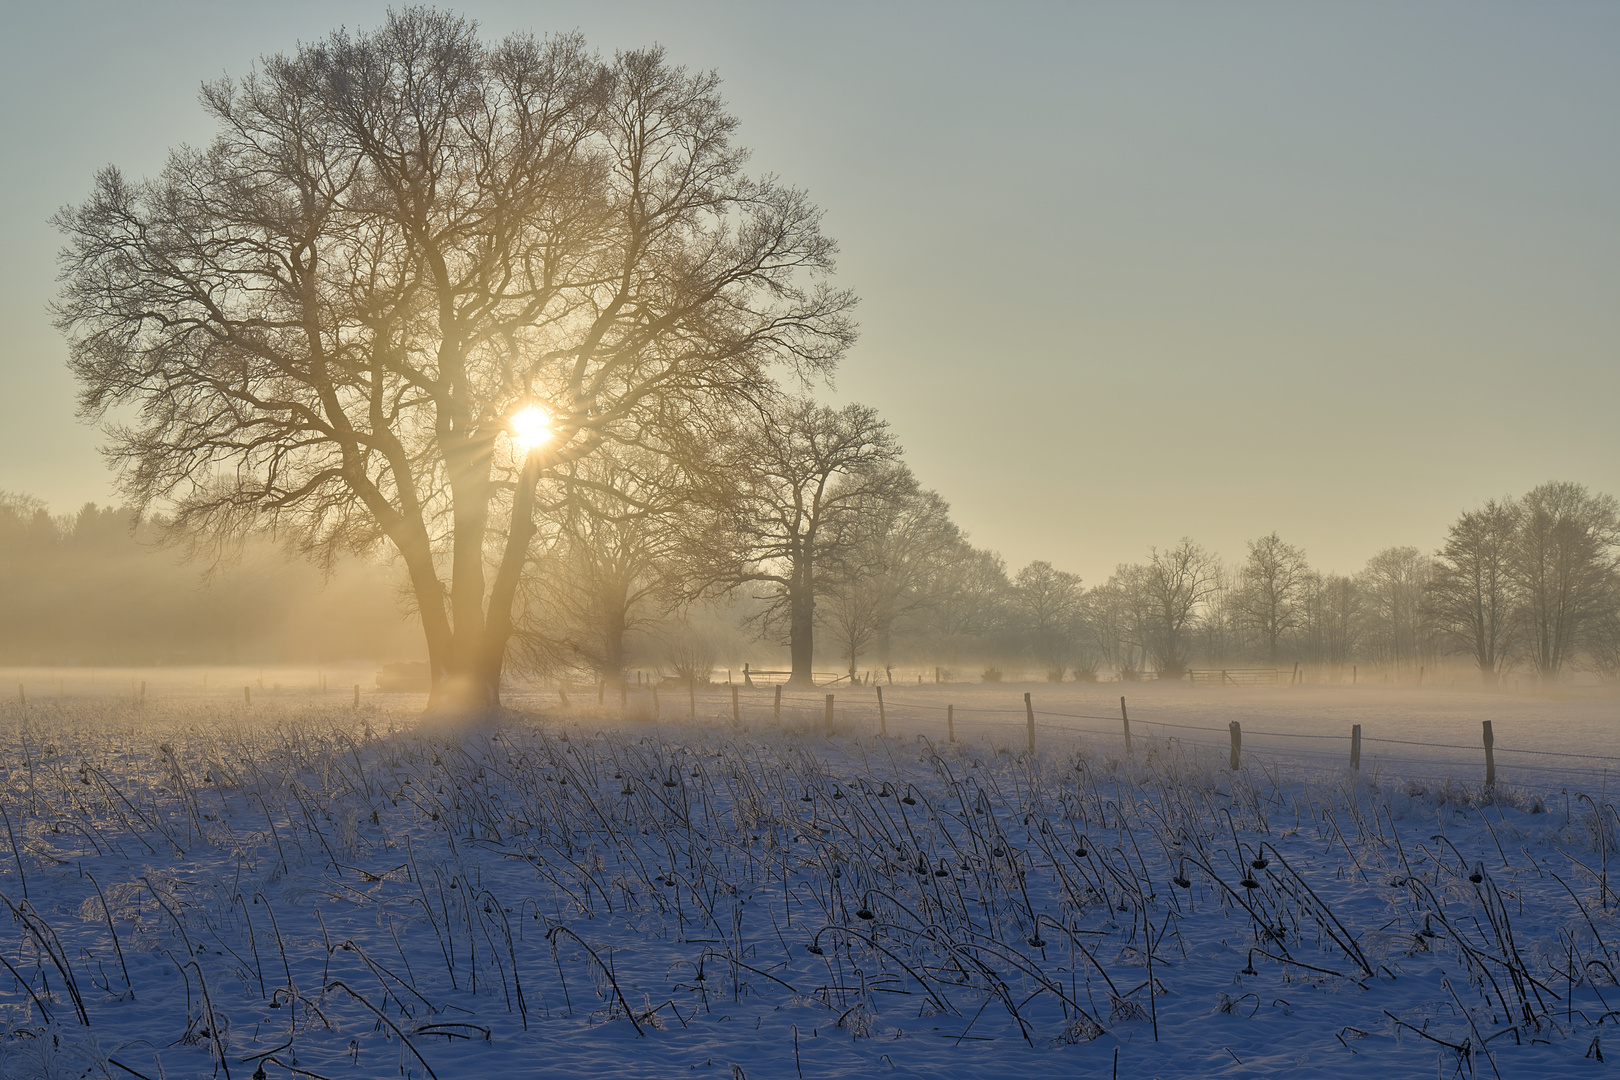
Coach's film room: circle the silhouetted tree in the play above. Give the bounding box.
[1141,539,1216,678]
[54,10,854,710]
[1009,560,1086,680]
[1238,532,1309,664]
[718,399,909,686]
[1426,498,1520,682]
[1512,481,1620,681]
[1358,546,1433,673]
[820,487,959,681]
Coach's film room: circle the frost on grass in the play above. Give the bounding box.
[0,699,1616,1077]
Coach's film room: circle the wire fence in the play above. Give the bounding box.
[541,681,1620,794]
[8,673,1615,794]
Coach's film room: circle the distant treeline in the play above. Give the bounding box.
[5,479,1616,685]
[848,480,1620,684]
[0,493,418,665]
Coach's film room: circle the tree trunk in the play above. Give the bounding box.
[788,584,816,687]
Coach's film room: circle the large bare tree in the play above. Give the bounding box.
[1512,481,1620,681]
[719,398,910,686]
[53,11,853,709]
[1141,539,1216,678]
[1426,498,1519,682]
[1237,532,1309,664]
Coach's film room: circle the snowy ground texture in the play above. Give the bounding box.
[2,682,1620,1079]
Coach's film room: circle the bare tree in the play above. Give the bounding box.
[1426,498,1520,683]
[1358,546,1432,674]
[1141,539,1216,678]
[1237,532,1309,664]
[53,11,854,710]
[820,487,959,682]
[923,543,1010,665]
[1295,572,1361,669]
[514,444,718,686]
[1512,481,1620,681]
[718,399,910,686]
[1009,560,1086,680]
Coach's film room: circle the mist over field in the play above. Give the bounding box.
[0,4,1616,1079]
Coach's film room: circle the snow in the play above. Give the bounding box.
[1,679,1618,1078]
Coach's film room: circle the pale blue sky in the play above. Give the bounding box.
[1,1,1615,583]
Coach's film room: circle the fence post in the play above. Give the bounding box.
[1291,662,1300,685]
[825,694,835,733]
[1352,665,1357,685]
[1024,692,1035,752]
[621,682,628,709]
[140,680,146,703]
[876,685,887,736]
[1120,695,1131,753]
[244,686,252,706]
[1228,721,1241,770]
[653,685,660,719]
[1418,665,1425,688]
[559,683,570,708]
[689,680,696,719]
[1350,723,1361,770]
[353,684,359,708]
[774,683,782,719]
[947,704,955,744]
[731,684,740,725]
[17,684,24,706]
[1483,720,1495,788]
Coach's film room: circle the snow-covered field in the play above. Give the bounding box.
[1,680,1618,1078]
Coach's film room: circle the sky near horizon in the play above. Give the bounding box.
[1,1,1615,586]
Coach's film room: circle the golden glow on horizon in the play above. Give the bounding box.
[509,405,552,450]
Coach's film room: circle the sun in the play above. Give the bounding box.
[509,405,552,450]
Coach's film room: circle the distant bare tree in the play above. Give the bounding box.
[53,11,854,710]
[923,544,1010,664]
[1358,547,1433,673]
[514,444,719,685]
[1009,560,1086,680]
[820,487,959,681]
[1512,481,1620,681]
[1295,572,1361,669]
[1141,539,1216,678]
[718,399,911,686]
[1196,561,1243,665]
[1238,533,1310,664]
[1426,498,1520,682]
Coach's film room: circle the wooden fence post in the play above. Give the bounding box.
[244,686,252,706]
[1483,720,1495,788]
[1350,724,1361,770]
[947,704,955,744]
[559,683,570,708]
[1291,662,1300,685]
[774,683,782,719]
[1418,665,1425,687]
[1120,695,1131,753]
[731,684,740,725]
[825,694,835,733]
[1024,692,1035,752]
[1352,665,1357,685]
[17,685,24,706]
[876,686,887,737]
[353,684,360,707]
[1228,721,1241,770]
[653,685,660,719]
[140,680,146,703]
